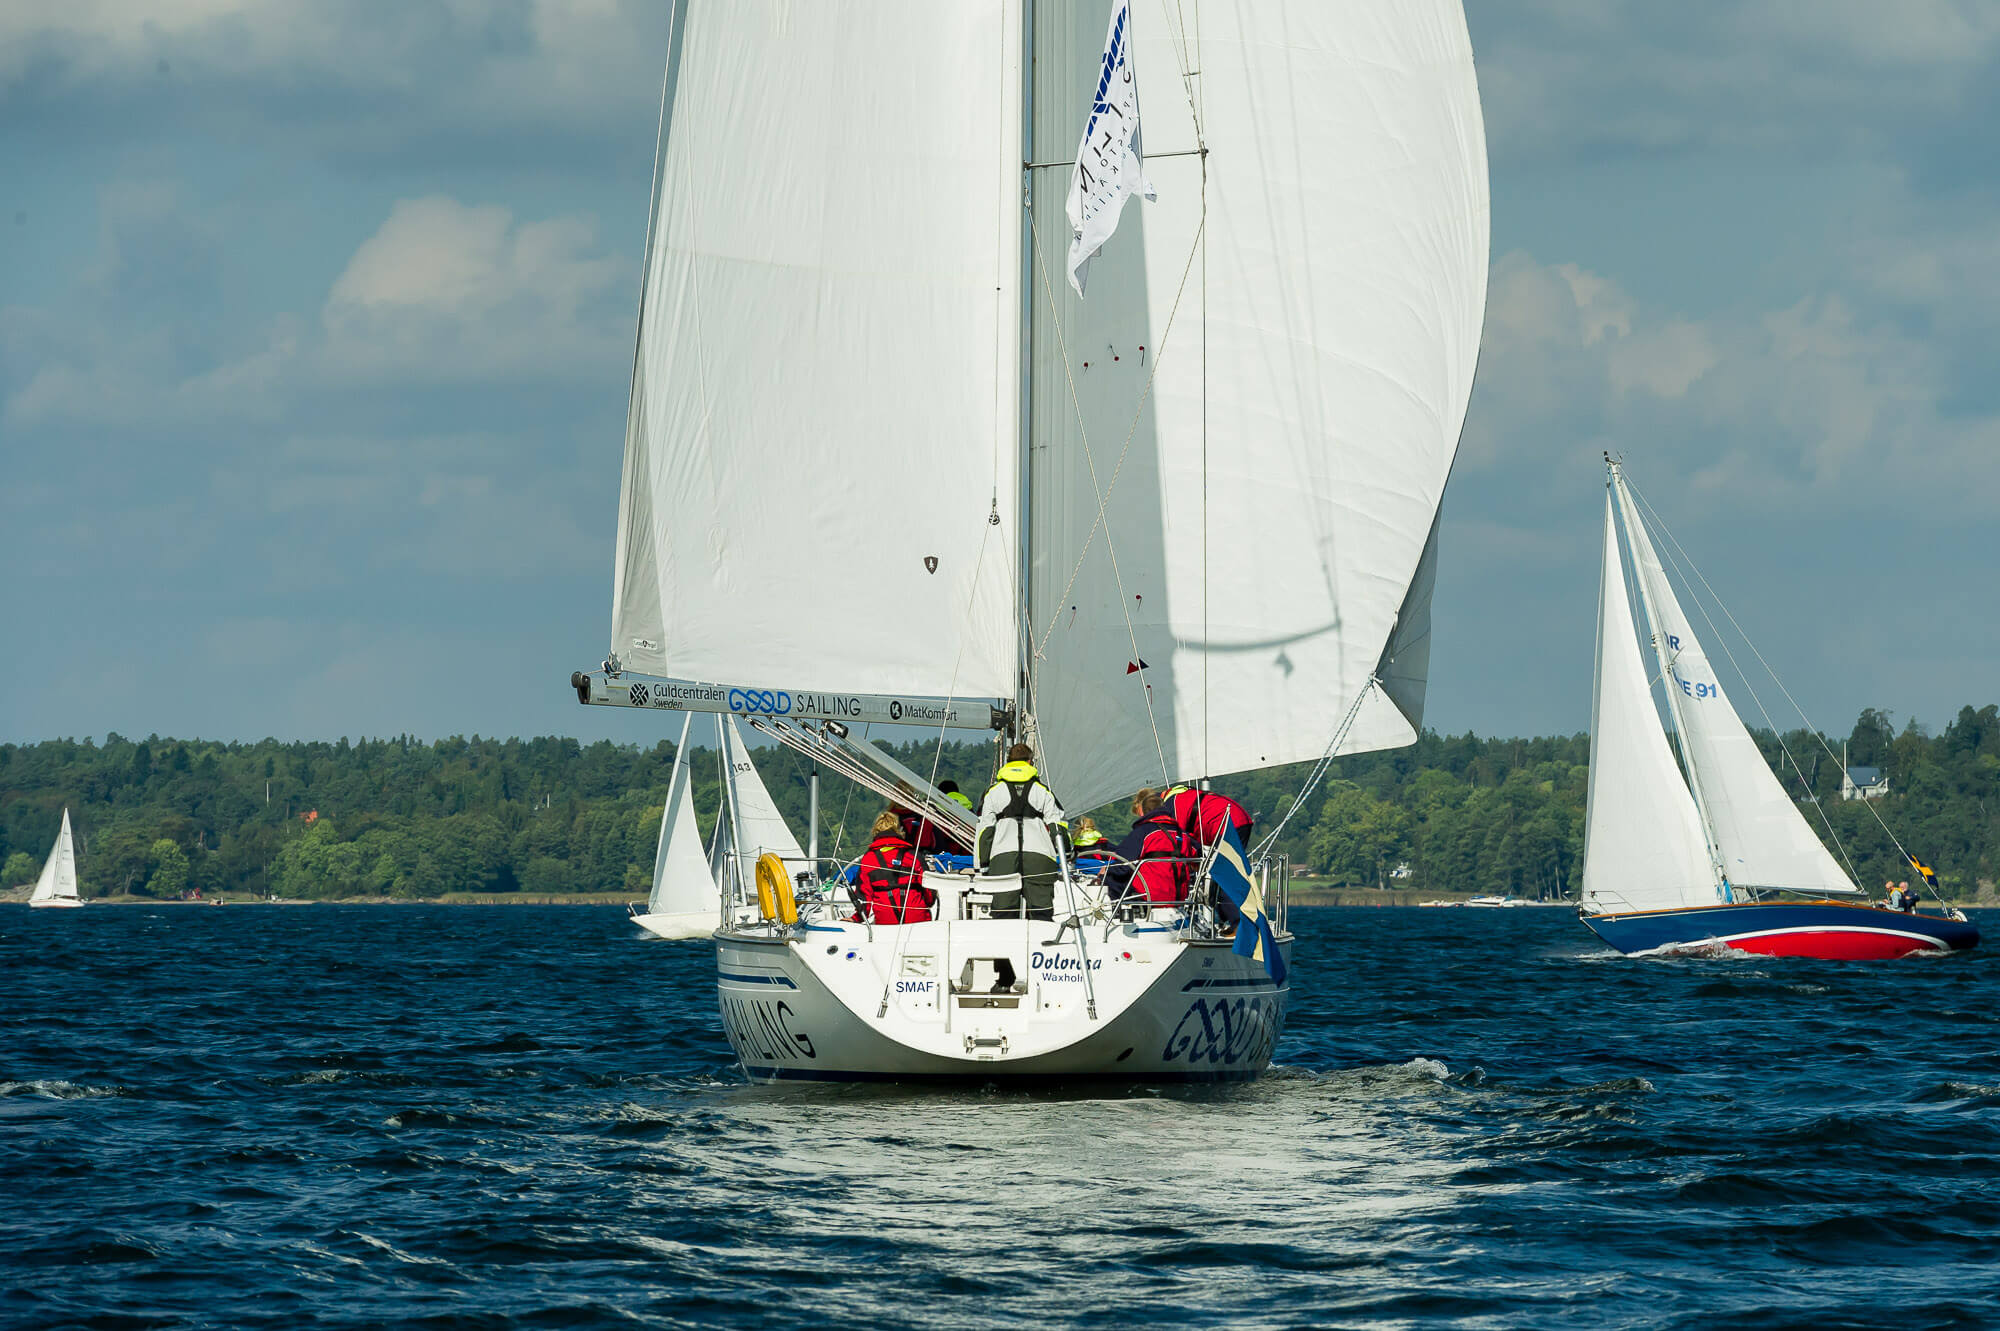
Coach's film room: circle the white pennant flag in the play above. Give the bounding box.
[1065,0,1155,297]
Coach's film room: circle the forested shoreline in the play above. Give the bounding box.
[3,705,1997,901]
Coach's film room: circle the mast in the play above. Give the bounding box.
[1015,0,1037,737]
[1611,462,1728,900]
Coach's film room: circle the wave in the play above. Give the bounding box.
[0,1078,127,1099]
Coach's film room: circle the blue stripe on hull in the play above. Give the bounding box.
[740,1065,1267,1085]
[1582,901,1978,957]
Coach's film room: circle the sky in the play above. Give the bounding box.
[3,1,1998,750]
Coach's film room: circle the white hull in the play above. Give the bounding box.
[632,909,718,941]
[715,919,1290,1082]
[28,898,84,909]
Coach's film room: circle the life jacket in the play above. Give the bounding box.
[978,761,1062,865]
[854,834,934,924]
[1131,811,1198,905]
[1165,786,1253,847]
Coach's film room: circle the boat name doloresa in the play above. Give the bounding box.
[720,996,817,1062]
[1030,951,1103,974]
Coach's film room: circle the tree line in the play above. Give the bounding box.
[2,705,1995,901]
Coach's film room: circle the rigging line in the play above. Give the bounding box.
[1159,0,1206,145]
[1022,204,1181,785]
[1252,674,1380,862]
[1624,480,1875,889]
[829,722,868,862]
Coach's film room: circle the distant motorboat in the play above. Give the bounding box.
[1465,896,1527,908]
[1578,462,1976,959]
[28,810,84,909]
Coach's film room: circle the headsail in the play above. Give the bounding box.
[1026,0,1490,811]
[649,714,719,918]
[1616,482,1858,896]
[1581,497,1716,914]
[611,3,1022,702]
[29,809,80,905]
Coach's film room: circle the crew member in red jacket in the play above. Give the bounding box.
[853,810,936,924]
[1123,790,1199,906]
[1164,783,1254,848]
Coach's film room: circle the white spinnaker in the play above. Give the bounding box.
[1581,498,1716,914]
[1026,0,1489,811]
[649,714,720,918]
[1618,490,1858,896]
[721,717,808,883]
[30,809,80,904]
[612,1,1022,700]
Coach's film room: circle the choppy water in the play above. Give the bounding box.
[3,905,1997,1329]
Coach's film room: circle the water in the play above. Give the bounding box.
[3,906,1997,1330]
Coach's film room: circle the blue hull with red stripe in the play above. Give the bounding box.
[1582,900,1979,959]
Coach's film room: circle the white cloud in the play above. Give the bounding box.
[321,195,625,382]
[1475,3,2000,160]
[0,0,665,159]
[1466,251,2000,512]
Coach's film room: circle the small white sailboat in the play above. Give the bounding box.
[1580,461,1977,958]
[630,714,719,939]
[631,714,810,940]
[28,809,84,909]
[575,0,1489,1079]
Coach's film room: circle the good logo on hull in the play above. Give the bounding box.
[1162,996,1280,1066]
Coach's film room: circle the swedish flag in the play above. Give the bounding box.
[1207,824,1287,985]
[1910,855,1938,892]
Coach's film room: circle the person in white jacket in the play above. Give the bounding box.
[975,742,1066,921]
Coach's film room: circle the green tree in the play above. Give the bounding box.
[1307,784,1410,886]
[148,839,190,898]
[3,851,38,887]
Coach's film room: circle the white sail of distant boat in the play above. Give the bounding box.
[1618,496,1857,897]
[719,716,808,889]
[633,714,810,940]
[1583,464,1861,916]
[631,714,720,939]
[1580,495,1720,915]
[578,0,1489,1078]
[28,809,84,909]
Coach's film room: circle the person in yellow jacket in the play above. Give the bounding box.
[975,743,1066,921]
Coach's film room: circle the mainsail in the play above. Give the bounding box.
[29,809,81,905]
[605,1,1488,816]
[1616,481,1857,896]
[610,4,1020,702]
[1580,498,1716,914]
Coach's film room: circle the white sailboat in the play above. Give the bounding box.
[574,0,1488,1079]
[630,714,720,938]
[631,714,809,940]
[1580,462,1977,958]
[28,809,84,909]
